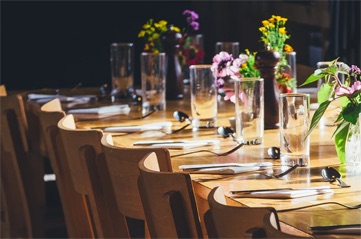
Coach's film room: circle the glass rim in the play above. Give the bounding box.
[111,42,134,47]
[141,52,166,56]
[279,93,310,97]
[215,42,239,45]
[234,77,264,82]
[189,64,212,69]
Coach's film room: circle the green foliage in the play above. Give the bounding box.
[334,121,349,164]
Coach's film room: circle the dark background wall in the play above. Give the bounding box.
[1,1,360,91]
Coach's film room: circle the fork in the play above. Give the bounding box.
[278,202,361,212]
[171,139,260,158]
[263,164,299,178]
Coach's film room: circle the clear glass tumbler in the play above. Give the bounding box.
[110,43,134,102]
[141,53,166,111]
[279,93,310,166]
[189,65,218,130]
[234,78,264,144]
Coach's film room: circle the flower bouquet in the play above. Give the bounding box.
[259,15,297,92]
[301,59,361,163]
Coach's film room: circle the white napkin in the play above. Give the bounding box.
[103,121,172,133]
[28,93,97,103]
[311,224,361,235]
[67,105,130,119]
[179,162,273,175]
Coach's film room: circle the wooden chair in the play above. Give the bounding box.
[0,84,7,96]
[39,99,94,238]
[100,133,172,238]
[206,186,307,238]
[0,94,48,237]
[138,152,204,239]
[57,114,128,238]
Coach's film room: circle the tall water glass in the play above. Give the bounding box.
[234,78,264,144]
[189,65,218,130]
[110,43,134,102]
[215,42,240,57]
[279,93,310,166]
[141,53,166,111]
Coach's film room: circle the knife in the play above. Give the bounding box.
[103,122,172,133]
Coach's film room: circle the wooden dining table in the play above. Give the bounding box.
[26,86,361,238]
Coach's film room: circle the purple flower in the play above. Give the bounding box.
[349,65,361,75]
[190,21,199,31]
[183,10,199,21]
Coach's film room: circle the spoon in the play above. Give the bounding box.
[173,111,215,130]
[321,167,351,188]
[217,126,237,141]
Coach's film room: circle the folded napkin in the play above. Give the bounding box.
[311,224,361,235]
[103,122,172,133]
[230,188,334,199]
[28,93,97,103]
[179,162,273,175]
[67,105,130,119]
[133,139,220,149]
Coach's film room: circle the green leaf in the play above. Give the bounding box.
[334,121,349,164]
[300,71,327,87]
[306,100,332,138]
[342,102,361,124]
[338,96,350,108]
[332,119,348,138]
[317,83,333,104]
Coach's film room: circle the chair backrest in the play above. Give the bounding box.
[101,133,172,237]
[0,94,34,238]
[39,99,94,238]
[0,84,7,96]
[138,152,203,239]
[57,114,129,238]
[207,186,307,238]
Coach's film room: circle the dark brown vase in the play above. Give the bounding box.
[254,49,281,129]
[161,29,184,100]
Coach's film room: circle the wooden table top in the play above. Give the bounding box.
[25,86,360,238]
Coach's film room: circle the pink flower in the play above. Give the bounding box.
[335,81,361,96]
[211,51,248,80]
[211,51,234,78]
[351,80,361,92]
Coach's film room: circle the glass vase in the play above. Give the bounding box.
[345,120,361,166]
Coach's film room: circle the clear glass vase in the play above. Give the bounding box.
[345,120,361,166]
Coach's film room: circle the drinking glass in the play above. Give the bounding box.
[279,93,310,166]
[110,43,134,102]
[189,65,218,130]
[141,53,166,111]
[215,42,240,57]
[234,78,264,144]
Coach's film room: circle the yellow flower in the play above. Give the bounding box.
[281,17,288,23]
[278,27,286,35]
[284,44,294,53]
[138,31,145,38]
[268,23,275,29]
[274,15,282,22]
[241,63,247,69]
[259,27,267,33]
[171,26,180,32]
[262,20,270,27]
